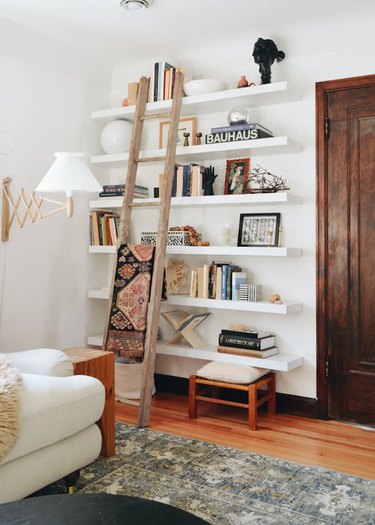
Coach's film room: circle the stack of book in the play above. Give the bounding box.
[190,262,246,300]
[99,184,149,199]
[205,122,273,145]
[217,328,278,358]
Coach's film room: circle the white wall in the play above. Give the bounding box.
[0,6,373,399]
[0,43,110,352]
[98,9,375,398]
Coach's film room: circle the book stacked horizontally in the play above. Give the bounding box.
[205,123,273,145]
[217,328,278,358]
[99,184,149,199]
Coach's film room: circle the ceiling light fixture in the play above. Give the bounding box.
[120,0,153,11]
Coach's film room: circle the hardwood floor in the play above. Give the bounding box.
[115,392,375,480]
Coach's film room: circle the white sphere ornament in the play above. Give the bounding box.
[227,107,251,126]
[100,119,133,154]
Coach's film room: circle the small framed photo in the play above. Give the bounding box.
[224,158,250,195]
[159,117,196,149]
[237,213,281,247]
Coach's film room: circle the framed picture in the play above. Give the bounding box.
[224,158,250,195]
[237,213,281,247]
[159,117,196,149]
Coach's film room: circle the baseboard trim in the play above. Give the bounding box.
[155,374,318,419]
[155,374,188,395]
[276,393,318,418]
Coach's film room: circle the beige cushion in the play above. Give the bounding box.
[0,373,105,466]
[197,361,270,384]
[4,349,73,377]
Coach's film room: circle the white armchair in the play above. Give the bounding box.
[0,349,105,504]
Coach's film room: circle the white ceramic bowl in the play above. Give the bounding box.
[183,78,227,96]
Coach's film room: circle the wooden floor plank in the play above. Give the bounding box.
[115,392,375,480]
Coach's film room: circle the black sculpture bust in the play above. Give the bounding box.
[252,38,285,84]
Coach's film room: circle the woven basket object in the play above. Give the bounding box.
[141,231,191,246]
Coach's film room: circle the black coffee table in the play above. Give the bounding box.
[0,493,211,525]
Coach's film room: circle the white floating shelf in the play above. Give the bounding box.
[88,289,110,299]
[88,245,301,256]
[87,335,103,346]
[156,342,303,372]
[88,291,302,313]
[89,192,302,210]
[91,136,302,165]
[91,81,300,121]
[86,335,303,372]
[166,246,302,256]
[89,246,116,253]
[166,295,302,314]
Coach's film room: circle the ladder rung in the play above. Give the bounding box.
[141,112,171,121]
[129,200,160,207]
[137,156,167,163]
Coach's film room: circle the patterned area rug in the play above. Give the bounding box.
[38,423,375,525]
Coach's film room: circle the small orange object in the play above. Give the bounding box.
[121,98,129,107]
[237,75,249,88]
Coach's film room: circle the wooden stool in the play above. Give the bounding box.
[188,372,276,430]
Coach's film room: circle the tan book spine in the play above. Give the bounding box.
[127,82,139,105]
[176,166,184,197]
[202,264,210,299]
[190,269,198,298]
[91,211,100,246]
[215,266,222,300]
[197,267,204,298]
[217,345,279,358]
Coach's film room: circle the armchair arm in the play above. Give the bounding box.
[3,349,74,377]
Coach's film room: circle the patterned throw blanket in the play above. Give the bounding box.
[106,244,165,363]
[0,355,22,462]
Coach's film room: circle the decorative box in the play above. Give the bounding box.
[141,231,191,246]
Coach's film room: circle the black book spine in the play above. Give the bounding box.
[218,333,262,349]
[221,329,270,339]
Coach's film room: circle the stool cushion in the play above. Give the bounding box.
[196,362,270,384]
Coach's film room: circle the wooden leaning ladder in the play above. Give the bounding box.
[102,72,184,427]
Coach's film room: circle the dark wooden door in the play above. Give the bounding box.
[316,74,375,425]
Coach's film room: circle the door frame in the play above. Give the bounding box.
[315,74,375,419]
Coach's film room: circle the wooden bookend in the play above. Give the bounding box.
[167,326,205,348]
[180,326,205,348]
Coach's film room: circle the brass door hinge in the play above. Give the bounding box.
[324,117,330,140]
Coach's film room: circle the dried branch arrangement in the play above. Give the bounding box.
[248,165,290,193]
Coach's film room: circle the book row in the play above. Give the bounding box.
[164,164,207,198]
[189,262,260,301]
[152,61,178,102]
[90,211,120,246]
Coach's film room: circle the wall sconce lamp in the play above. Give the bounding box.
[2,152,102,242]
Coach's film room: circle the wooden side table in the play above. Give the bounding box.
[64,348,115,457]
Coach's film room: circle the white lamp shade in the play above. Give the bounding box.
[35,152,102,197]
